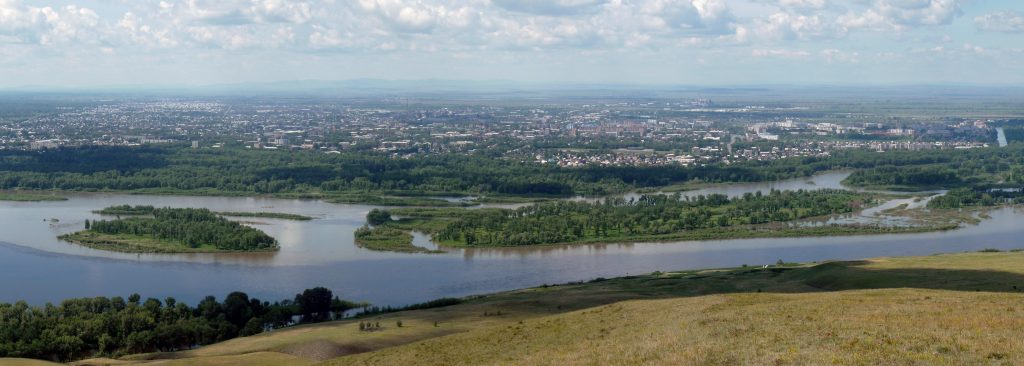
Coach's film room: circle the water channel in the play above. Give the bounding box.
[1,171,1020,307]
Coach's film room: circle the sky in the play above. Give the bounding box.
[1,0,1023,88]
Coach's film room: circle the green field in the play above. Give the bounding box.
[353,226,442,254]
[34,250,1024,365]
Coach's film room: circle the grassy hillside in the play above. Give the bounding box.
[43,251,1024,365]
[333,289,1024,365]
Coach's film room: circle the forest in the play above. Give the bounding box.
[840,144,1024,190]
[1,144,1021,201]
[0,287,361,362]
[422,189,876,247]
[0,144,947,197]
[995,119,1024,144]
[95,205,158,215]
[0,145,832,197]
[95,205,313,221]
[66,206,278,252]
[843,165,963,189]
[927,188,1024,209]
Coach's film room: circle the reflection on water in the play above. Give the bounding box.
[0,193,406,266]
[4,172,1024,309]
[584,169,855,203]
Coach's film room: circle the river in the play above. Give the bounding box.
[1,171,1021,307]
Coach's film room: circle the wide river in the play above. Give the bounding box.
[2,171,1022,307]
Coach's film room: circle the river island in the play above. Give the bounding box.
[59,207,279,253]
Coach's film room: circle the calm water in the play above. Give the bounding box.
[2,171,1021,307]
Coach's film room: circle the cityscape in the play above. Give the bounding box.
[3,0,1024,365]
[1,96,1003,169]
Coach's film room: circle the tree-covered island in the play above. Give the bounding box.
[357,189,962,250]
[94,205,314,221]
[60,206,279,253]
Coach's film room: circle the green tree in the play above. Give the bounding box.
[366,209,392,226]
[295,287,334,322]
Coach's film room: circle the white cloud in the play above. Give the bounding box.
[358,0,446,33]
[308,25,354,49]
[750,12,838,41]
[3,0,968,54]
[975,11,1024,33]
[0,0,1002,69]
[778,0,827,10]
[962,42,985,55]
[837,0,962,32]
[0,1,105,45]
[248,0,312,24]
[118,11,179,47]
[638,0,736,34]
[751,48,810,58]
[171,0,313,25]
[491,0,607,15]
[821,48,858,63]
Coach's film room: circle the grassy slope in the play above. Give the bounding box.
[65,251,1024,365]
[333,290,1024,365]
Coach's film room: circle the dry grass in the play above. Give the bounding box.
[75,352,313,366]
[44,251,1024,366]
[327,289,1024,365]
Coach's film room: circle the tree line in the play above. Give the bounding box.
[434,189,873,246]
[95,204,157,215]
[841,145,1024,189]
[0,145,829,197]
[927,188,1024,209]
[0,287,361,362]
[87,207,278,251]
[2,144,1020,197]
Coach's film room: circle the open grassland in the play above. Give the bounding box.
[331,289,1024,366]
[34,251,1024,366]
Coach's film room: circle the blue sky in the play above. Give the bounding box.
[1,0,1022,88]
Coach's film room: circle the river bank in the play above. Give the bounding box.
[2,171,1022,309]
